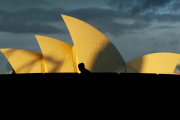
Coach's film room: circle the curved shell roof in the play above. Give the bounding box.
[61,14,125,72]
[0,48,43,73]
[35,35,75,73]
[126,52,180,74]
[4,15,173,74]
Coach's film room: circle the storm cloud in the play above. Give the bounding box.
[107,0,177,14]
[0,0,180,35]
[0,0,48,11]
[0,8,67,34]
[0,7,154,35]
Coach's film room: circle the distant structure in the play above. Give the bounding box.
[0,14,125,74]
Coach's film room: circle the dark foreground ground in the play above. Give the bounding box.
[0,73,180,106]
[0,73,180,90]
[0,73,176,115]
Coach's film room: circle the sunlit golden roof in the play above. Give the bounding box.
[0,48,43,73]
[35,35,74,73]
[126,52,180,74]
[3,15,179,75]
[0,14,126,74]
[61,14,125,72]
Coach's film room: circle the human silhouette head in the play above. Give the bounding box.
[78,63,85,71]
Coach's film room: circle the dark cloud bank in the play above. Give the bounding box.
[0,0,180,36]
[0,8,67,34]
[107,0,179,14]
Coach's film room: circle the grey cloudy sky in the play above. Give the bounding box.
[1,0,180,74]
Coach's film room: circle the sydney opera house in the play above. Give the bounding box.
[1,14,180,75]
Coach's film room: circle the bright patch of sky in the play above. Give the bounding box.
[113,18,135,25]
[149,20,180,29]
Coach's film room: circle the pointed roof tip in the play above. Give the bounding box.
[35,35,43,40]
[61,14,72,19]
[35,35,43,38]
[61,14,66,17]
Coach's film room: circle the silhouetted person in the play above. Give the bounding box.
[78,63,91,74]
